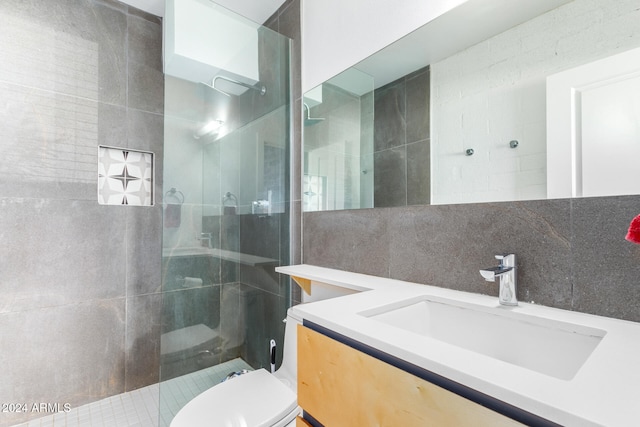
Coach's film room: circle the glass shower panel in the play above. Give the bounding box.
[160,3,290,425]
[203,106,289,368]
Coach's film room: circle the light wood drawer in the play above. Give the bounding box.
[298,325,523,427]
[296,416,313,427]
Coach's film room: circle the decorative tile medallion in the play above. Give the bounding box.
[98,146,154,206]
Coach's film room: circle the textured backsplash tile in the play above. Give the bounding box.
[303,195,640,322]
[98,145,154,206]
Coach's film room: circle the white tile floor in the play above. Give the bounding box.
[12,358,253,427]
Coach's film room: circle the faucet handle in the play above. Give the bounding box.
[495,254,515,267]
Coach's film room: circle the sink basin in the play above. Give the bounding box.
[360,296,606,380]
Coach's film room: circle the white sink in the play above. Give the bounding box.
[360,296,606,380]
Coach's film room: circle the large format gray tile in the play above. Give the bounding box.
[128,60,165,116]
[374,81,406,151]
[360,91,375,156]
[0,0,127,105]
[374,146,407,208]
[126,109,164,150]
[125,293,161,391]
[387,200,573,308]
[405,67,430,144]
[126,108,164,202]
[240,264,283,296]
[126,2,162,23]
[126,205,162,296]
[127,14,164,113]
[263,10,279,31]
[278,0,301,102]
[240,213,282,259]
[254,27,289,116]
[0,198,127,313]
[98,102,128,148]
[0,82,98,200]
[303,209,391,277]
[242,289,287,369]
[128,12,162,71]
[0,298,126,427]
[571,195,640,322]
[161,286,221,333]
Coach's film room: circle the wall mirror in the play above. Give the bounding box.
[302,0,640,211]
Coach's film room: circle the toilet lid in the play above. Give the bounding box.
[171,368,298,427]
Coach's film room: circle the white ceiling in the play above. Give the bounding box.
[120,0,286,24]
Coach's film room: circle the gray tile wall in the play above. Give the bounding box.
[303,195,640,322]
[0,1,163,425]
[374,66,430,207]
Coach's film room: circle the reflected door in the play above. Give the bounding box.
[581,76,640,197]
[547,47,640,198]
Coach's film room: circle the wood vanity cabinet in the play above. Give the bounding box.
[296,417,313,427]
[297,324,523,427]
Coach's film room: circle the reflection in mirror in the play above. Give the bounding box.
[303,68,374,211]
[303,0,640,211]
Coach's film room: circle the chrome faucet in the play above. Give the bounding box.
[197,232,212,249]
[480,254,517,306]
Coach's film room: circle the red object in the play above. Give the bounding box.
[625,214,640,244]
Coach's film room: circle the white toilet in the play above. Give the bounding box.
[170,308,302,427]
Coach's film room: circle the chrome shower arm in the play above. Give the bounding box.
[212,75,266,96]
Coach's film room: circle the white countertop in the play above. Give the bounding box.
[277,264,640,427]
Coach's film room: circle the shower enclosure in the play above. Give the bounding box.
[160,1,291,424]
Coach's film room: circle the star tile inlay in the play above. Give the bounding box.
[98,146,153,206]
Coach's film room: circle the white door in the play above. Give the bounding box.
[547,47,640,199]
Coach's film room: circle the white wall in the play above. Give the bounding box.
[431,0,640,205]
[301,0,467,92]
[164,0,260,91]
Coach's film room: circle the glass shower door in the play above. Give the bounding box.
[160,2,291,424]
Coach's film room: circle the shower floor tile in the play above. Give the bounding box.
[11,358,253,427]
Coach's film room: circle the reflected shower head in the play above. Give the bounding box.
[304,103,325,127]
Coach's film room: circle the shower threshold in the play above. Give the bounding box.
[10,358,253,427]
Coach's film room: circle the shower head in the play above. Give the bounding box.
[200,81,232,97]
[201,75,266,97]
[303,103,325,127]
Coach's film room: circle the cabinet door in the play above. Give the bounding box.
[298,325,523,427]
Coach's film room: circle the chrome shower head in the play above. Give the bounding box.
[201,75,266,97]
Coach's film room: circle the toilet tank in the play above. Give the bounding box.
[275,273,365,391]
[274,309,302,392]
